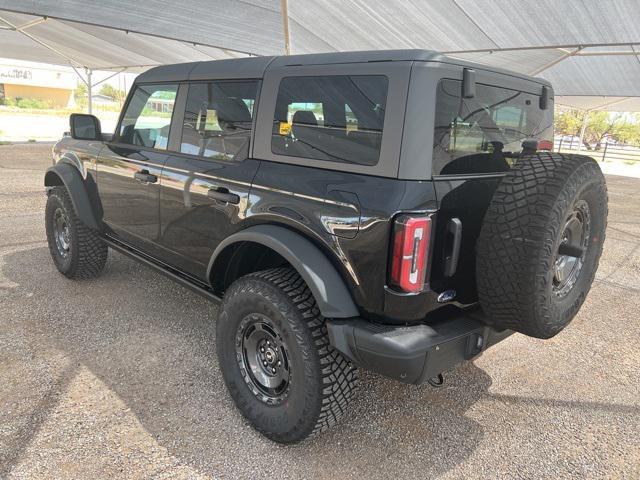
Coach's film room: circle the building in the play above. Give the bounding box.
[90,93,118,107]
[0,59,76,108]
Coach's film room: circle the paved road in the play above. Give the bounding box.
[1,144,639,479]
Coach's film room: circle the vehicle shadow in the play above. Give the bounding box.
[3,245,491,478]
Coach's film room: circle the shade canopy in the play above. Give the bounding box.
[1,0,639,110]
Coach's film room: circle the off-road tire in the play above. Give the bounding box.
[45,186,108,279]
[476,153,607,339]
[216,267,358,443]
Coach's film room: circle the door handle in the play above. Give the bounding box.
[134,169,157,184]
[443,217,462,277]
[208,187,240,204]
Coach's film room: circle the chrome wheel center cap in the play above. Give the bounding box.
[264,348,276,364]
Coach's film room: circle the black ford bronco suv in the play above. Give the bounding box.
[45,50,607,443]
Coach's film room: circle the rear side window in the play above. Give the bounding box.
[119,84,178,150]
[180,80,259,161]
[271,75,388,166]
[432,79,553,175]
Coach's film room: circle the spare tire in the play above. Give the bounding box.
[476,153,607,339]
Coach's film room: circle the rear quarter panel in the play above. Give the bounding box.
[248,161,412,317]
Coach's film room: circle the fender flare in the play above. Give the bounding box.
[207,225,359,319]
[44,163,99,230]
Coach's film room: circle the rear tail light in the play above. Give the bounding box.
[537,140,553,151]
[389,214,433,293]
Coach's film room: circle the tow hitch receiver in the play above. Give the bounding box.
[327,309,512,385]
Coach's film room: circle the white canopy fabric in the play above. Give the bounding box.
[1,0,639,109]
[555,96,640,112]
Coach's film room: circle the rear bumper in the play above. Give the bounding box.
[326,309,513,385]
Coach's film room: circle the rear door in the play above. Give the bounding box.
[157,80,261,280]
[98,83,178,255]
[428,75,554,303]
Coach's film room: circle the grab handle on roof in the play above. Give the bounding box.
[462,68,476,98]
[540,85,550,110]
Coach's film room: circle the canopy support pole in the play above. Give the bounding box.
[0,15,82,68]
[91,68,125,88]
[280,0,291,55]
[529,46,583,75]
[593,97,633,110]
[86,68,93,115]
[444,41,640,55]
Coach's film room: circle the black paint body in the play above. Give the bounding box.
[51,50,553,326]
[93,141,445,322]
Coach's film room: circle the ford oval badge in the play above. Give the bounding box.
[437,289,457,303]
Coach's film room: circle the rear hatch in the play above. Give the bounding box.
[428,78,554,303]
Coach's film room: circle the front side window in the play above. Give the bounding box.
[180,80,259,161]
[271,75,388,166]
[118,84,177,150]
[432,79,553,175]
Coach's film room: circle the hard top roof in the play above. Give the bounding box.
[134,49,550,87]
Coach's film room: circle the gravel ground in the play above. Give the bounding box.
[1,143,639,479]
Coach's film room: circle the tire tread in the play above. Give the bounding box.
[46,186,107,279]
[476,153,607,338]
[221,267,358,442]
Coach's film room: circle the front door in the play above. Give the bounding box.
[158,80,261,280]
[97,83,178,254]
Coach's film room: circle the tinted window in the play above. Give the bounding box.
[432,79,553,175]
[180,81,259,161]
[119,84,177,149]
[271,75,388,166]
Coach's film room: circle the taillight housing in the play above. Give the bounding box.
[389,214,433,293]
[538,140,554,151]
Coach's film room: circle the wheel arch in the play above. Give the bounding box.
[45,163,101,230]
[208,225,359,318]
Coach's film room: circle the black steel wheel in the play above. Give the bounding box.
[553,200,591,298]
[52,207,72,259]
[45,186,108,279]
[235,313,292,405]
[217,267,358,443]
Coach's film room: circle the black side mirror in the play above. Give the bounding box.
[70,113,101,140]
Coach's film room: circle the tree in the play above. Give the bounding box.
[554,108,586,138]
[99,84,125,102]
[583,111,624,150]
[616,119,640,147]
[74,82,88,108]
[554,109,640,150]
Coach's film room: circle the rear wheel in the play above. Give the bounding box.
[216,267,358,443]
[45,186,108,279]
[476,153,607,339]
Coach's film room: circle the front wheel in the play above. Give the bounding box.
[216,267,358,443]
[45,186,108,279]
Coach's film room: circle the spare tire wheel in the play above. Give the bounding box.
[476,153,608,339]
